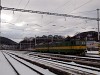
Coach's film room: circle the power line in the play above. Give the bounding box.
[0,6,99,21]
[42,0,93,27]
[16,0,31,22]
[44,0,73,26]
[1,21,42,31]
[1,6,99,36]
[69,0,93,13]
[16,0,23,8]
[24,0,31,9]
[0,0,1,49]
[71,9,96,14]
[51,0,72,12]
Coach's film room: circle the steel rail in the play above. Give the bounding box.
[2,51,20,75]
[28,54,100,72]
[4,52,44,75]
[6,51,97,75]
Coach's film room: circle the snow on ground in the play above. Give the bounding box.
[31,56,100,75]
[86,51,100,57]
[86,54,100,57]
[7,50,100,75]
[9,53,56,75]
[4,53,40,75]
[2,50,56,75]
[32,57,100,75]
[0,51,16,75]
[87,51,99,54]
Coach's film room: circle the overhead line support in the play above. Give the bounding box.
[0,1,1,50]
[97,9,100,41]
[0,6,99,21]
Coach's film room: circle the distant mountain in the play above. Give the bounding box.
[0,36,17,45]
[72,31,98,41]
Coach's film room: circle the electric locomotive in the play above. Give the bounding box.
[34,40,86,55]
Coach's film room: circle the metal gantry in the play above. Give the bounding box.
[0,6,99,21]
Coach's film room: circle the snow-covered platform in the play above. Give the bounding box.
[0,51,16,75]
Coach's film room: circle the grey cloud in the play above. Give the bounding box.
[1,0,100,42]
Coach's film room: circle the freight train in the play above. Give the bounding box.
[34,40,86,55]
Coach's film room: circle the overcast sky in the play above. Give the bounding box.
[0,0,100,42]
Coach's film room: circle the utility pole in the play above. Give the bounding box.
[29,37,33,50]
[20,43,21,50]
[97,9,100,41]
[51,36,53,42]
[0,0,1,50]
[30,40,31,50]
[34,35,36,49]
[97,9,100,54]
[47,35,49,52]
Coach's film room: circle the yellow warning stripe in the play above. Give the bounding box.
[36,46,86,50]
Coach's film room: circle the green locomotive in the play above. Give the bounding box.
[34,40,86,55]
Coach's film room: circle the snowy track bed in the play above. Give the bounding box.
[1,51,55,75]
[27,52,100,68]
[33,52,100,61]
[0,51,17,75]
[4,50,100,75]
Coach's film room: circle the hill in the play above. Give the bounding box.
[0,36,17,45]
[72,31,98,41]
[0,36,18,50]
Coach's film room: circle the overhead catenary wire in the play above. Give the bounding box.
[0,0,100,42]
[60,20,94,30]
[1,21,42,31]
[0,6,99,21]
[1,21,42,27]
[16,0,23,8]
[1,1,99,28]
[0,0,96,28]
[41,0,95,27]
[1,5,99,34]
[51,0,72,12]
[24,0,31,9]
[0,1,99,31]
[71,9,96,14]
[0,0,1,49]
[45,0,93,26]
[69,0,93,13]
[43,0,74,25]
[16,0,31,22]
[44,0,96,36]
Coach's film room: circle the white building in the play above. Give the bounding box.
[86,41,99,51]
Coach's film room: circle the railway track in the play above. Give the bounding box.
[2,52,20,75]
[4,51,100,75]
[2,51,55,75]
[28,55,100,72]
[26,52,100,68]
[31,52,100,62]
[86,53,100,58]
